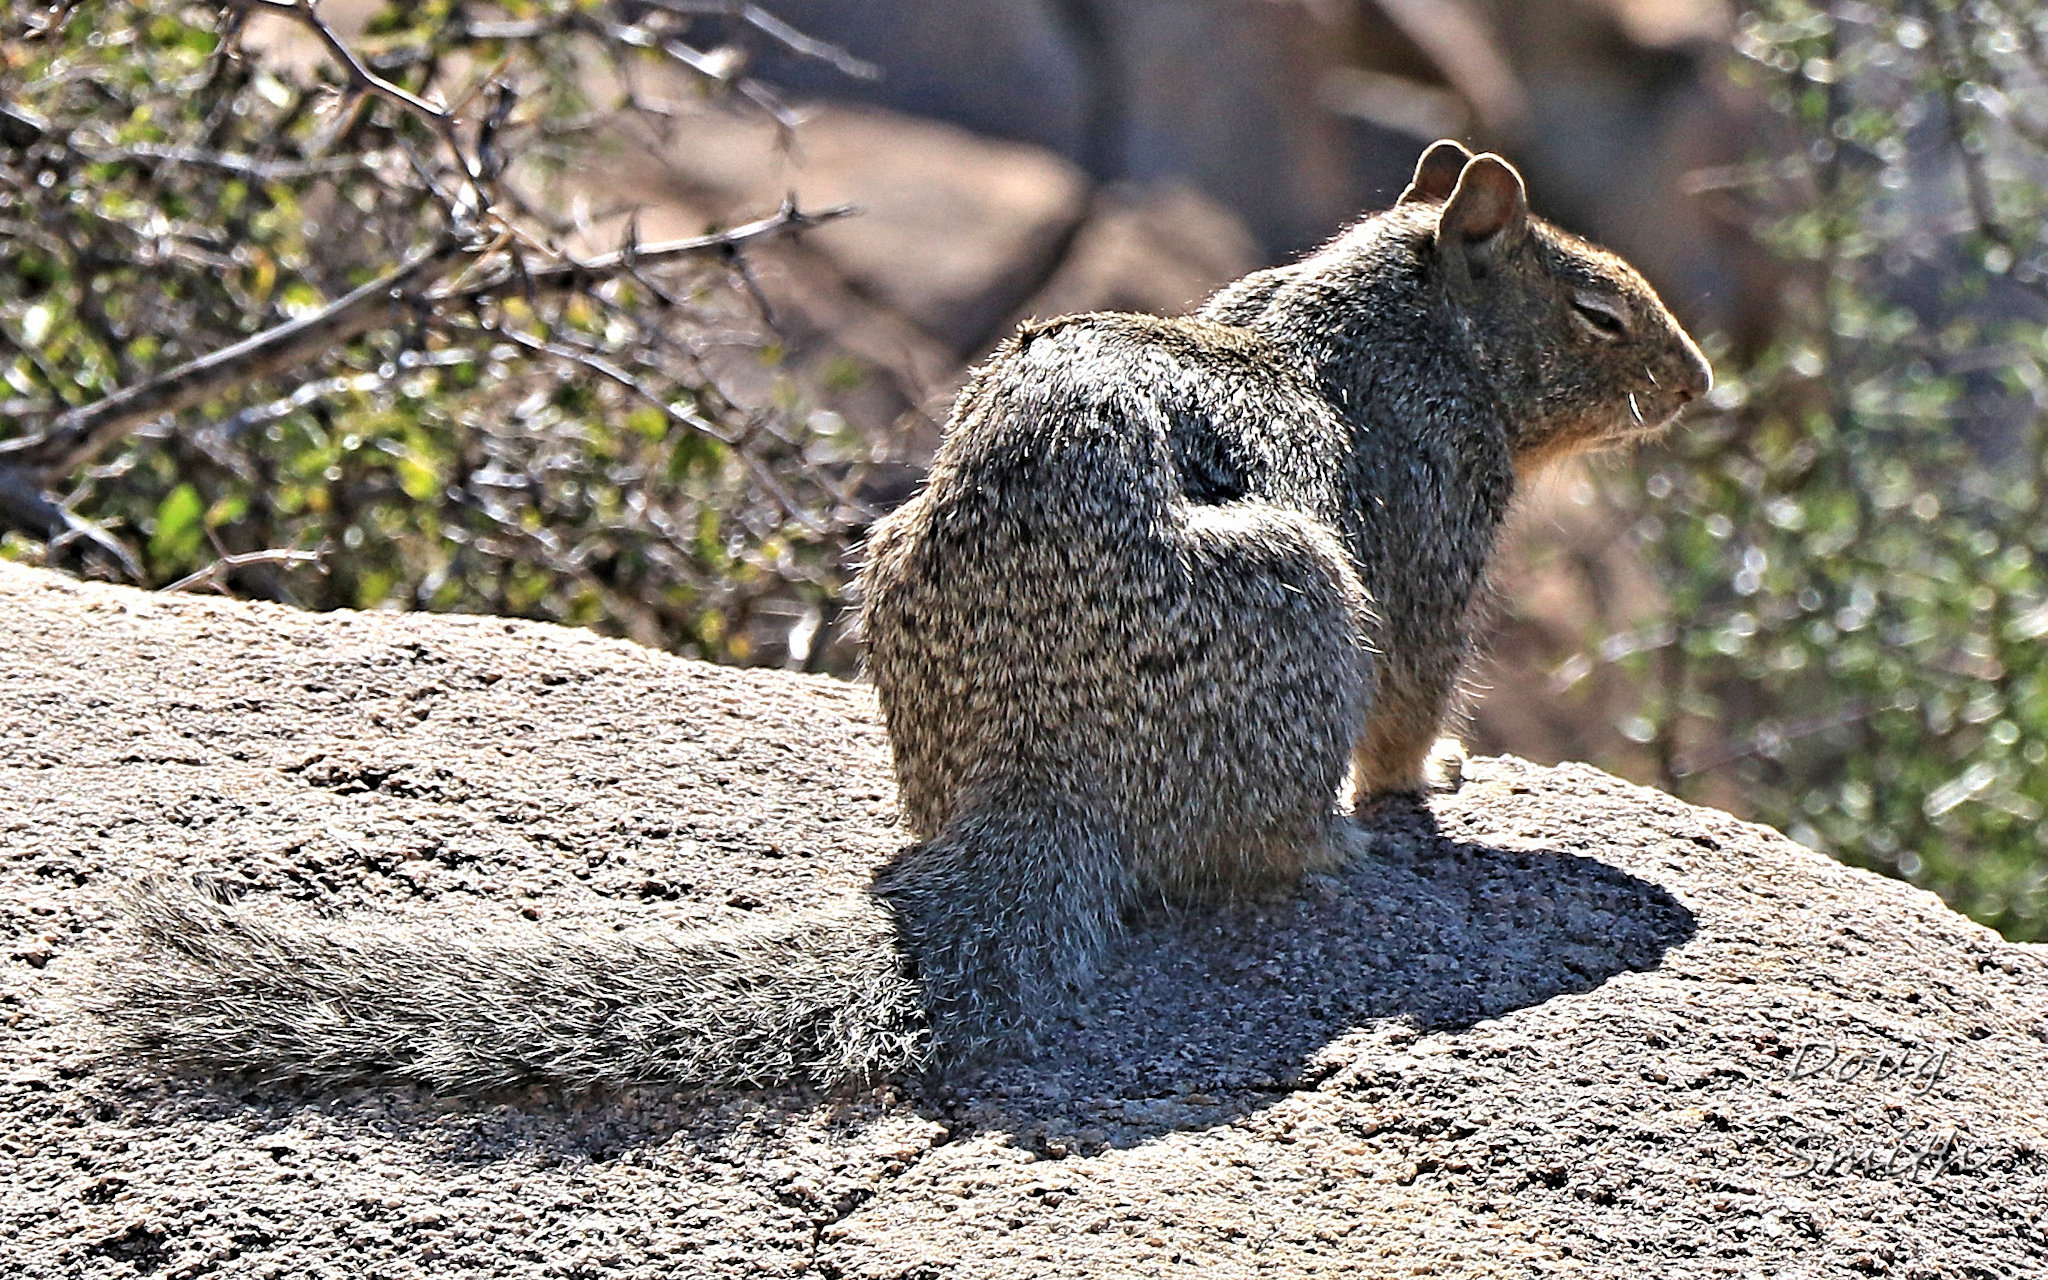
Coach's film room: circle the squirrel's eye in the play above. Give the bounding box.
[1571,296,1630,340]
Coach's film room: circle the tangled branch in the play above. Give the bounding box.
[1,1,881,669]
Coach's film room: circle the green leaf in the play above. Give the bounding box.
[148,483,205,569]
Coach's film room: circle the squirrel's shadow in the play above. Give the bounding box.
[936,804,1696,1151]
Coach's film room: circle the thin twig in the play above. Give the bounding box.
[0,465,140,576]
[67,138,379,182]
[636,0,881,79]
[1923,0,2048,303]
[3,199,847,482]
[1,241,467,476]
[430,199,854,303]
[222,0,488,219]
[163,547,326,593]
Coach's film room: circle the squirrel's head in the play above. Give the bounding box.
[1402,140,1713,472]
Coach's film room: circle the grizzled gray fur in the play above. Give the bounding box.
[104,882,924,1090]
[90,142,1710,1092]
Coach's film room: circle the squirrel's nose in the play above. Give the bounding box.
[1670,335,1713,405]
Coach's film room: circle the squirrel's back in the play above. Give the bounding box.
[860,309,1375,877]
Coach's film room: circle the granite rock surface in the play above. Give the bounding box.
[2,560,2043,1278]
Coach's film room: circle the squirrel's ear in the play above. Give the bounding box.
[1397,140,1473,205]
[1434,153,1528,274]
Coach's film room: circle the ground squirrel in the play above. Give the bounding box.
[92,141,1710,1092]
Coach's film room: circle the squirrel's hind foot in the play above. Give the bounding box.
[1423,736,1468,794]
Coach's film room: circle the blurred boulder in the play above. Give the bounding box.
[734,0,1771,344]
[1010,181,1263,326]
[590,99,1267,492]
[624,103,1093,353]
[745,0,1369,257]
[1341,0,1769,344]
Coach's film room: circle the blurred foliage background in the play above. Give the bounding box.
[4,0,2047,940]
[1601,0,2048,939]
[0,0,874,666]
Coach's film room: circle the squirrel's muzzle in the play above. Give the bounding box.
[1669,328,1714,407]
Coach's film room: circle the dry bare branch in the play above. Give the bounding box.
[163,546,326,593]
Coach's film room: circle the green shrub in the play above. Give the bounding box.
[1,1,869,667]
[1606,0,2048,938]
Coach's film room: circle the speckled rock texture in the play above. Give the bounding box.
[2,559,2044,1278]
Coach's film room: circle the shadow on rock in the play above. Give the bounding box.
[97,805,1691,1165]
[933,802,1696,1148]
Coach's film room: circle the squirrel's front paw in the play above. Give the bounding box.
[1423,736,1468,794]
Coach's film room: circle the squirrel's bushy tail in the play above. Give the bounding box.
[874,793,1128,1058]
[88,878,930,1092]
